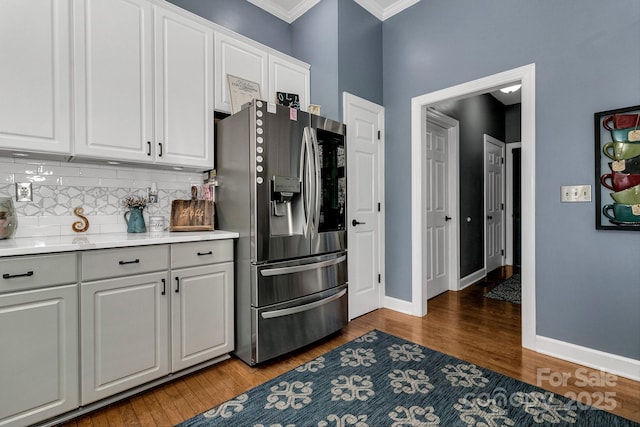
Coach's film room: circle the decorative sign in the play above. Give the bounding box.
[227,74,261,114]
[594,105,640,230]
[277,92,300,109]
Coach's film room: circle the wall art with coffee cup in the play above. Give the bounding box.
[595,105,640,230]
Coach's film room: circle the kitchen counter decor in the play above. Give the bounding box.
[0,197,18,240]
[122,195,148,233]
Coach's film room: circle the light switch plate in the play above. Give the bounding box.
[561,185,591,202]
[16,182,33,202]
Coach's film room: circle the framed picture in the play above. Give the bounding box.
[227,74,261,114]
[594,105,640,230]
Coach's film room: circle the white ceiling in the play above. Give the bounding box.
[247,0,420,23]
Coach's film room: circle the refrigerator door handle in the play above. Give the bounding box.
[304,127,316,239]
[260,255,346,276]
[300,128,310,238]
[310,128,321,238]
[260,288,347,319]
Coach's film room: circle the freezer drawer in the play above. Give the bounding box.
[252,284,347,364]
[253,252,347,306]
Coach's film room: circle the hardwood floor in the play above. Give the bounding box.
[63,267,640,425]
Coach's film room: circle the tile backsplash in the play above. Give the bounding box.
[0,156,204,238]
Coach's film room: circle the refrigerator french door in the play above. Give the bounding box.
[216,100,347,365]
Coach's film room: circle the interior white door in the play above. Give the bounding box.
[485,135,505,273]
[425,121,449,299]
[344,93,384,320]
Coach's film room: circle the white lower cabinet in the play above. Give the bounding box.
[80,241,234,406]
[80,271,170,405]
[0,255,78,427]
[172,262,234,371]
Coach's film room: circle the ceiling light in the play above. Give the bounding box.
[107,161,120,165]
[500,84,522,94]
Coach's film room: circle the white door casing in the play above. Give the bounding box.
[425,121,449,299]
[484,134,505,273]
[411,63,536,351]
[505,142,522,266]
[343,93,385,320]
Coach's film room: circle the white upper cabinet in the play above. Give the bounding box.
[0,0,72,155]
[268,54,311,112]
[154,6,214,169]
[214,33,268,113]
[73,0,154,163]
[73,0,214,170]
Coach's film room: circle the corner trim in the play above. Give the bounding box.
[384,296,414,316]
[536,335,640,382]
[459,268,487,290]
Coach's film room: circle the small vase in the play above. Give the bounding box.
[124,207,146,233]
[0,197,18,239]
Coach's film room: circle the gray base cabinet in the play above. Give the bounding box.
[171,240,234,372]
[80,271,170,405]
[0,255,78,427]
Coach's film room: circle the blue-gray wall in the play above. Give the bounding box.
[383,0,640,359]
[167,0,292,54]
[292,0,382,121]
[291,0,339,120]
[337,0,383,116]
[436,95,506,278]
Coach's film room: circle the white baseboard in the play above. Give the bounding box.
[536,335,640,382]
[459,268,486,290]
[384,295,415,316]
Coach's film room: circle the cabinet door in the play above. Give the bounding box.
[171,262,234,372]
[0,0,71,155]
[80,272,169,405]
[268,55,310,112]
[154,6,214,169]
[0,284,78,427]
[73,0,154,162]
[214,32,268,113]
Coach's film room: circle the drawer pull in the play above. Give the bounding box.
[197,251,213,256]
[3,271,34,279]
[118,259,140,265]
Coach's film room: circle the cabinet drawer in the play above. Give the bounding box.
[171,240,233,269]
[82,245,169,281]
[0,253,77,293]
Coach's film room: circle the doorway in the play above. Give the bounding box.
[410,64,536,350]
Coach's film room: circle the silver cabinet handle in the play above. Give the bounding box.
[260,255,346,277]
[261,289,346,319]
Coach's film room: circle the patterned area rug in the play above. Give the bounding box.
[179,330,637,426]
[485,274,521,304]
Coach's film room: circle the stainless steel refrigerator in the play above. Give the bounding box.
[216,100,347,365]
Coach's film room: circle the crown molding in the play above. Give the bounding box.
[247,0,321,23]
[353,0,420,21]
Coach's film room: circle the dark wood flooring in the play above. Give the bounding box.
[63,266,640,425]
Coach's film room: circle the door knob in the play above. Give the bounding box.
[445,216,452,221]
[352,219,366,226]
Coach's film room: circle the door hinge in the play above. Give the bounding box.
[501,203,504,210]
[377,130,381,140]
[501,249,505,256]
[378,274,381,283]
[501,157,504,164]
[378,202,381,212]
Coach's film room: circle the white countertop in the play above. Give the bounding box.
[0,230,239,257]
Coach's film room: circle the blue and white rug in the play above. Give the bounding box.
[179,330,637,426]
